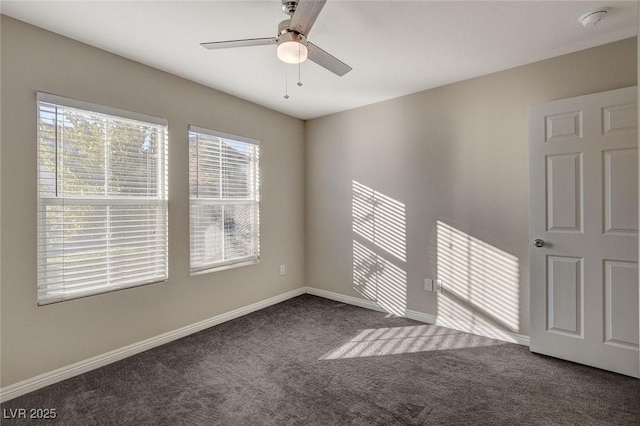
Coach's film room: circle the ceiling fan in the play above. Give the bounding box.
[200,0,352,77]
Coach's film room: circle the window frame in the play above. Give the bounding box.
[36,92,169,305]
[188,125,260,274]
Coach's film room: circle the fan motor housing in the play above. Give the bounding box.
[278,31,307,47]
[278,19,292,35]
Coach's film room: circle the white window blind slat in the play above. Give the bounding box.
[188,125,259,145]
[37,97,168,305]
[189,128,260,273]
[37,92,167,126]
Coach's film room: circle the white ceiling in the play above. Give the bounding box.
[1,1,637,120]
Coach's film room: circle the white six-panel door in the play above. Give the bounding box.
[529,86,639,377]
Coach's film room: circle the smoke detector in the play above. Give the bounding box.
[579,8,610,27]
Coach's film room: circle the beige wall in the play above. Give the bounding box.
[0,16,305,387]
[305,38,637,339]
[1,13,637,390]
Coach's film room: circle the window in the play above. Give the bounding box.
[189,126,260,273]
[37,93,168,305]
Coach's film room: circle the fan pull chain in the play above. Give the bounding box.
[297,43,303,87]
[284,70,290,99]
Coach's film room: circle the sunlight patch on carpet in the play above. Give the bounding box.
[319,324,505,360]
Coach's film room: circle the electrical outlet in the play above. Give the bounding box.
[434,279,443,293]
[279,264,286,275]
[424,278,433,292]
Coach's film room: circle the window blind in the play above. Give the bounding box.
[37,93,168,305]
[189,126,260,273]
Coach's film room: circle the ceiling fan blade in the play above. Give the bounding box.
[201,37,277,50]
[289,0,326,36]
[307,42,352,77]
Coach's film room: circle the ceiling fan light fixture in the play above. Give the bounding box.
[200,0,352,76]
[277,32,308,64]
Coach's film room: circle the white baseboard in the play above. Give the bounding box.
[434,317,530,346]
[305,286,438,324]
[0,287,306,403]
[1,285,530,403]
[304,286,529,346]
[305,286,390,313]
[404,309,438,325]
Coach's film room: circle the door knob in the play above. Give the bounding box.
[534,239,545,248]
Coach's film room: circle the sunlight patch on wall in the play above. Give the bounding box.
[352,181,407,315]
[436,221,520,340]
[352,181,406,261]
[353,240,407,315]
[319,324,505,360]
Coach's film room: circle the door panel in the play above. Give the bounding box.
[604,260,639,349]
[545,111,583,141]
[547,256,583,336]
[546,153,583,232]
[603,148,638,234]
[603,103,638,134]
[530,86,639,378]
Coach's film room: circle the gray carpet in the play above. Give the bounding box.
[2,294,639,425]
